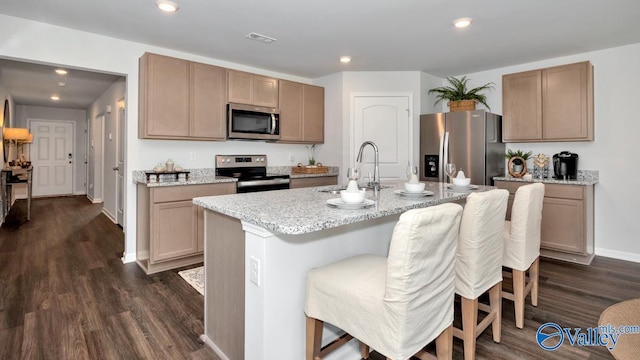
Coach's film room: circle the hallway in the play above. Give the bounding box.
[0,196,217,359]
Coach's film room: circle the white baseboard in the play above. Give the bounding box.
[121,252,136,264]
[73,190,87,195]
[102,208,117,223]
[595,247,640,263]
[200,334,231,360]
[90,197,103,204]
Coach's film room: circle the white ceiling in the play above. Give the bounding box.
[1,0,640,108]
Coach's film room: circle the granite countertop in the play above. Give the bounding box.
[494,170,598,186]
[269,166,340,179]
[133,166,340,187]
[133,169,236,187]
[193,180,492,235]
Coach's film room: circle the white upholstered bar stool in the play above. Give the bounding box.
[501,183,545,329]
[304,203,464,360]
[454,189,509,360]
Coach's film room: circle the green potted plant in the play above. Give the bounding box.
[428,76,495,111]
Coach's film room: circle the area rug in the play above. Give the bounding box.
[598,298,640,359]
[178,266,204,296]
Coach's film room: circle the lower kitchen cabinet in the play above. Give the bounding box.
[290,176,337,189]
[136,182,235,274]
[495,180,594,265]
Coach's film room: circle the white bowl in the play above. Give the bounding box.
[404,182,426,193]
[340,189,366,204]
[452,177,471,187]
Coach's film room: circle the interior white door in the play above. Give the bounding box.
[30,120,74,197]
[116,103,125,226]
[353,95,411,181]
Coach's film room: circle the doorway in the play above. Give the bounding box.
[116,99,125,227]
[29,120,74,197]
[352,94,413,180]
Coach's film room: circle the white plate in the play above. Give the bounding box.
[446,184,479,190]
[326,198,375,210]
[393,189,435,197]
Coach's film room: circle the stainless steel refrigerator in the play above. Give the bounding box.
[419,110,504,185]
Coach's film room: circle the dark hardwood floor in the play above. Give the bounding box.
[0,196,219,360]
[1,196,638,359]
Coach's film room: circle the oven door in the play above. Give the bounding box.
[236,178,290,193]
[228,103,280,140]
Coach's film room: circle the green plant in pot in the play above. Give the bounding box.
[505,149,532,173]
[428,76,495,111]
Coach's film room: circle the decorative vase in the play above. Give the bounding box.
[166,159,174,172]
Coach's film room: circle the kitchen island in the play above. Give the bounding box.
[193,181,491,360]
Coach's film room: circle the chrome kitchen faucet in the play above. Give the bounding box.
[356,141,380,193]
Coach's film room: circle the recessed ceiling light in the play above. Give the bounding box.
[245,32,277,44]
[156,0,179,13]
[55,69,67,75]
[453,17,472,28]
[58,82,67,87]
[339,56,351,64]
[51,95,60,101]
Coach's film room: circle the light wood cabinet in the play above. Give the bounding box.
[502,61,593,142]
[136,182,236,274]
[290,176,337,189]
[278,80,325,143]
[495,181,594,265]
[227,70,278,107]
[139,53,227,140]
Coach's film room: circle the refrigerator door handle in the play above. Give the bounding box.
[438,131,445,182]
[443,131,450,181]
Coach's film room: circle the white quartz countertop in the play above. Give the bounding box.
[494,170,598,186]
[193,180,493,235]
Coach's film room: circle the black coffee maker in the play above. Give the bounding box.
[553,151,578,180]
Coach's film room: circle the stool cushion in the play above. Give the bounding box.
[455,189,509,299]
[503,183,545,271]
[305,203,463,360]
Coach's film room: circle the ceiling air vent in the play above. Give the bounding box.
[245,32,277,44]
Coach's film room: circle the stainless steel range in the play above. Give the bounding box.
[215,155,290,193]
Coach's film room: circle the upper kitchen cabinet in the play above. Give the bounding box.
[190,62,227,139]
[139,53,227,140]
[227,70,279,108]
[278,80,324,144]
[502,61,594,142]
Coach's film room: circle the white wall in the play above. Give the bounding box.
[87,78,126,220]
[461,42,640,262]
[14,105,87,195]
[0,14,317,262]
[334,72,423,178]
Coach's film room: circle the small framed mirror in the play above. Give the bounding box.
[2,99,8,165]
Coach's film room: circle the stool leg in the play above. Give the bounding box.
[489,282,502,343]
[530,257,540,307]
[513,270,526,329]
[435,325,453,360]
[306,316,323,360]
[359,341,370,359]
[461,297,478,360]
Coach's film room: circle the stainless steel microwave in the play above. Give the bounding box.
[227,103,280,140]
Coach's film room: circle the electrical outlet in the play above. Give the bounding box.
[249,256,261,286]
[289,152,294,162]
[189,152,196,161]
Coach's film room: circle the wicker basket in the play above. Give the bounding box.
[448,100,477,112]
[292,166,329,174]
